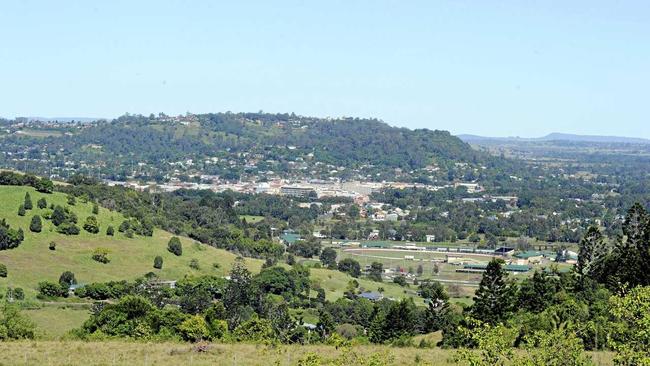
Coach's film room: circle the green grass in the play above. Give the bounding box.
[309,267,422,303]
[25,305,90,339]
[239,215,265,223]
[16,129,63,137]
[0,341,615,365]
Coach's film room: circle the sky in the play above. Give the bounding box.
[1,1,649,138]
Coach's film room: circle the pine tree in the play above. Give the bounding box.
[52,206,66,226]
[17,204,26,216]
[24,192,33,210]
[576,226,607,284]
[471,258,515,324]
[615,203,650,287]
[37,197,47,209]
[30,215,42,233]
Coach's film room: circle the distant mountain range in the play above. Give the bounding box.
[457,132,650,144]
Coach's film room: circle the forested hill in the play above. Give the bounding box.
[1,112,498,182]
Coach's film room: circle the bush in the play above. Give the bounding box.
[0,304,36,339]
[34,178,53,194]
[37,197,47,209]
[57,222,80,235]
[393,275,408,287]
[92,248,110,263]
[38,281,65,298]
[118,220,131,232]
[189,259,200,270]
[13,288,24,301]
[179,315,210,342]
[29,215,42,233]
[0,264,6,278]
[92,203,99,215]
[168,237,182,256]
[153,256,163,269]
[49,241,56,250]
[233,316,275,342]
[83,216,100,234]
[67,195,76,205]
[106,225,114,236]
[17,204,25,216]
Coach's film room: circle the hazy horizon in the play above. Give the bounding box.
[4,112,647,140]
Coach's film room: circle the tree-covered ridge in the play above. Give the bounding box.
[0,113,488,181]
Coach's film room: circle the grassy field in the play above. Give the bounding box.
[0,340,616,365]
[239,215,265,224]
[15,129,64,138]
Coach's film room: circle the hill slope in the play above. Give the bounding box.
[0,185,258,299]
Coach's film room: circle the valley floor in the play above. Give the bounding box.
[0,341,616,366]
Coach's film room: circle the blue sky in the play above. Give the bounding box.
[1,1,648,137]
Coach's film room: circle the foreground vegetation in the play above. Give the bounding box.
[0,341,616,366]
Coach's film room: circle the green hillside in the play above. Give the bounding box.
[0,185,258,300]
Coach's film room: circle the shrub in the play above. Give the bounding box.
[57,222,80,235]
[83,216,100,234]
[38,281,65,298]
[37,197,47,209]
[393,275,408,287]
[67,195,76,205]
[179,315,210,342]
[23,193,33,210]
[0,304,36,339]
[59,271,77,287]
[189,259,200,270]
[13,288,24,301]
[49,241,56,250]
[92,203,99,215]
[118,220,130,232]
[17,204,25,216]
[153,256,163,269]
[233,316,275,342]
[92,248,110,263]
[168,237,182,256]
[29,215,42,233]
[0,264,6,278]
[106,225,114,236]
[34,178,54,193]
